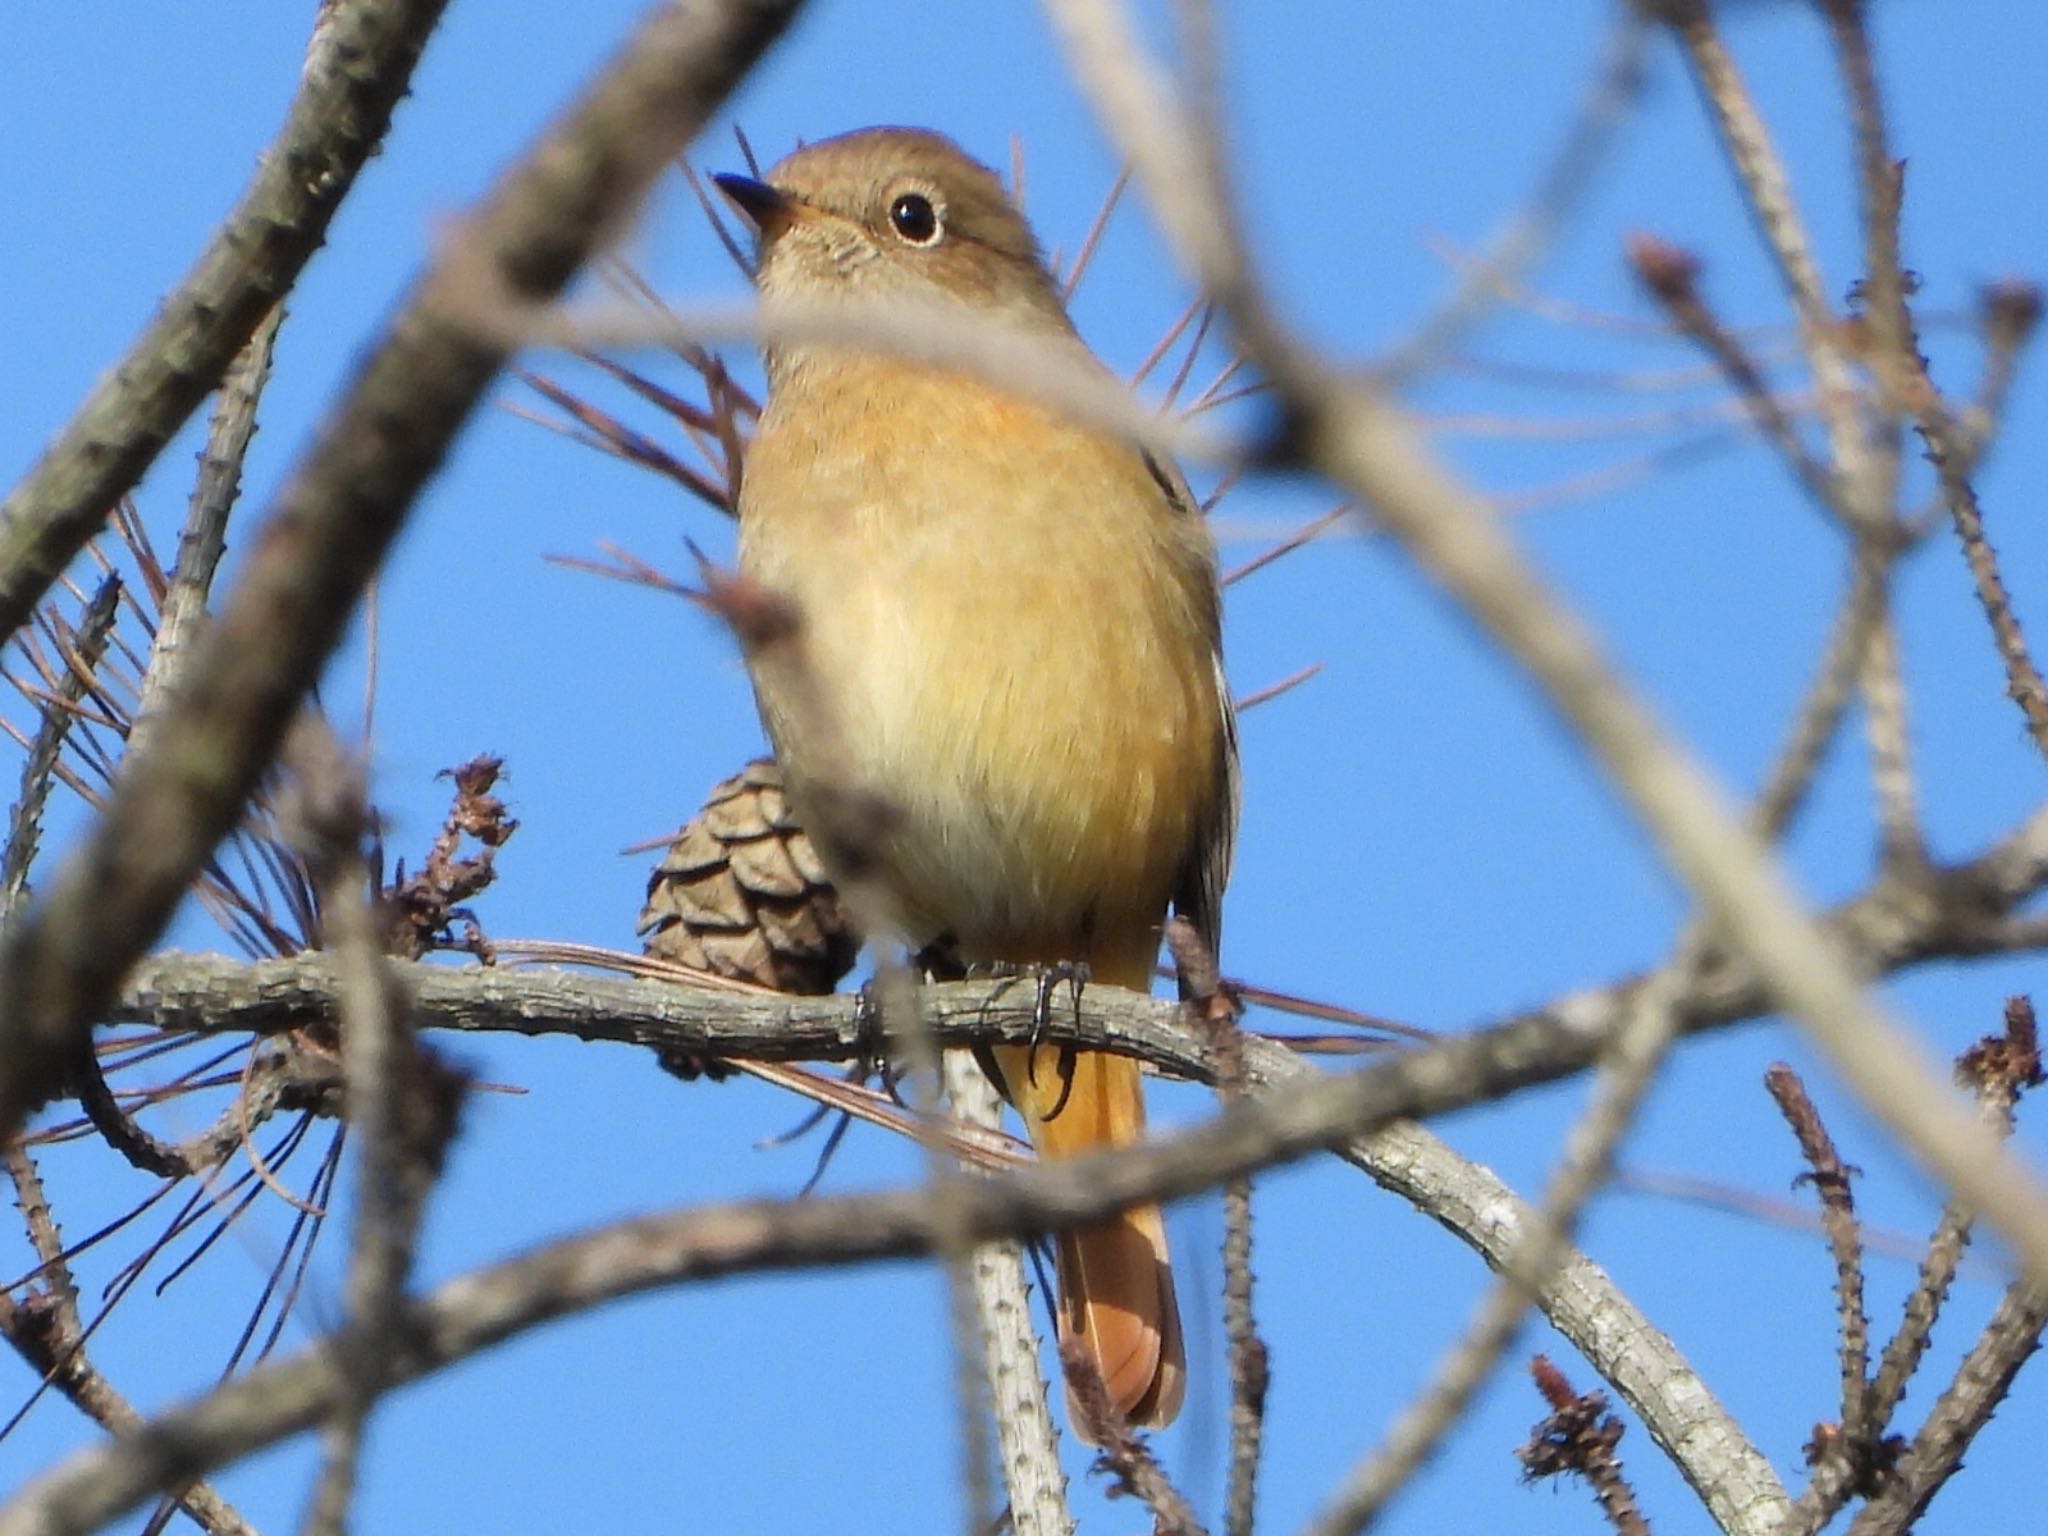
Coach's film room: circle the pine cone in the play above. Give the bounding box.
[638,758,860,995]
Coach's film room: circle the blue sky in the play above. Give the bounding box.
[4,2,2046,1532]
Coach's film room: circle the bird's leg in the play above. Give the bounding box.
[852,969,923,1107]
[965,959,1090,1119]
[1026,962,1090,1119]
[1030,961,1091,1059]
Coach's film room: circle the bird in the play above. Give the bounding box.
[715,126,1236,1435]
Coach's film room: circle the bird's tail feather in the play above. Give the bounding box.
[994,1035,1184,1437]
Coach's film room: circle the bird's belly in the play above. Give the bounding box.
[759,543,1210,959]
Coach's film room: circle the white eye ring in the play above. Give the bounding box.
[887,191,943,246]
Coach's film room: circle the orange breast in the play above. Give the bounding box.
[739,356,1225,962]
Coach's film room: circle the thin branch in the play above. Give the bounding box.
[1922,414,2048,760]
[1518,1356,1652,1536]
[0,0,814,1141]
[295,730,460,1536]
[1041,0,2048,1287]
[686,551,998,1533]
[1868,1000,2041,1429]
[1624,233,1840,517]
[1061,1337,1207,1536]
[1665,1,1869,509]
[133,305,287,756]
[1817,0,1915,416]
[943,1052,1074,1536]
[1750,539,1889,843]
[0,0,449,646]
[1303,942,1697,1536]
[1927,280,2042,498]
[1168,920,1265,1536]
[65,1037,194,1180]
[1834,35,2048,763]
[1856,589,1926,870]
[1765,1064,1876,1532]
[1379,9,1651,383]
[1844,1278,2048,1535]
[2,578,121,913]
[0,1144,257,1536]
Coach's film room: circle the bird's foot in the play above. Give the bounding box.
[965,960,1090,1116]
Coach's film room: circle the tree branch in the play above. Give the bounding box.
[111,805,2048,1096]
[75,795,2034,1536]
[0,991,1799,1536]
[1041,0,2048,1287]
[0,0,449,646]
[0,0,811,1141]
[88,798,2043,1532]
[65,788,2048,1535]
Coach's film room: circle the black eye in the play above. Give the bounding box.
[888,192,941,245]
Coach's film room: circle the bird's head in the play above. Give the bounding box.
[714,127,1071,329]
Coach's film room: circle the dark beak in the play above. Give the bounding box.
[712,173,805,239]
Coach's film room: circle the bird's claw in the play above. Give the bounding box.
[1010,961,1091,1115]
[961,960,1090,1119]
[1028,960,1090,1056]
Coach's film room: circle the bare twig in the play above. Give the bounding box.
[1379,10,1651,383]
[1845,1279,2048,1534]
[1750,541,1890,843]
[291,728,463,1536]
[133,305,286,755]
[1665,1,1868,506]
[2,578,121,914]
[1060,1339,1207,1536]
[1765,1064,1877,1528]
[1856,586,1927,870]
[688,552,1000,1532]
[65,1036,195,1180]
[0,0,813,1141]
[3,572,213,1179]
[1818,0,1914,415]
[1922,415,2048,759]
[0,0,449,646]
[1042,0,2048,1287]
[944,1052,1074,1536]
[1303,944,1696,1536]
[1167,919,1264,1536]
[1843,999,2046,1534]
[1931,280,2042,494]
[1776,999,2048,1535]
[0,1143,257,1536]
[1625,233,1839,515]
[1518,1355,1651,1536]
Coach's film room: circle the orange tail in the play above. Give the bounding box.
[994,1038,1184,1438]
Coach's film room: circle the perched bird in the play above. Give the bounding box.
[716,127,1236,1434]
